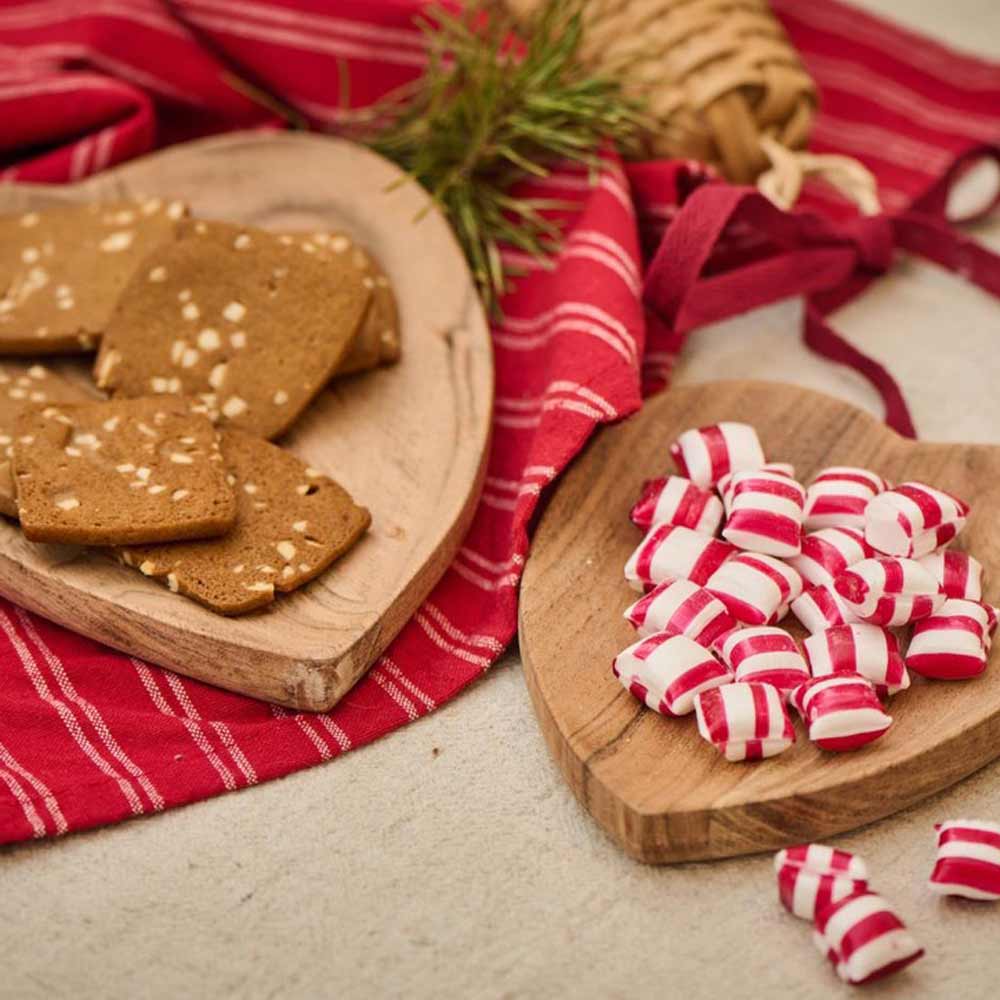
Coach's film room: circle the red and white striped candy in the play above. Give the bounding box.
[612,631,732,716]
[629,475,724,534]
[721,469,806,558]
[694,682,794,762]
[834,557,945,626]
[624,524,735,591]
[788,527,873,588]
[918,549,984,601]
[623,578,738,645]
[803,624,910,696]
[814,892,924,985]
[791,584,860,634]
[719,627,808,700]
[864,481,969,558]
[906,598,992,680]
[705,553,803,626]
[718,462,795,515]
[670,422,765,489]
[776,863,869,921]
[791,675,893,751]
[803,466,889,530]
[929,819,1000,901]
[774,843,869,881]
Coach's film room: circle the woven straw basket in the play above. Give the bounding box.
[504,0,817,183]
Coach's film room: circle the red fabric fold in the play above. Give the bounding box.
[0,0,999,844]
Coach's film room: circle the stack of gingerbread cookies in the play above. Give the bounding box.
[0,199,398,615]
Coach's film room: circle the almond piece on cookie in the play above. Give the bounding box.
[119,430,371,615]
[12,397,236,545]
[95,220,372,439]
[0,199,187,354]
[0,362,98,517]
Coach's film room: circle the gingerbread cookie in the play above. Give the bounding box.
[0,199,186,354]
[120,429,371,615]
[12,397,236,545]
[94,220,371,439]
[0,362,97,517]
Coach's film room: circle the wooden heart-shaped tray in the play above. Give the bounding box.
[519,380,1000,862]
[0,131,493,711]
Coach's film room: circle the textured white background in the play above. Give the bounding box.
[2,3,999,998]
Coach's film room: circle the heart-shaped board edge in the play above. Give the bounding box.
[519,380,1000,863]
[0,132,493,712]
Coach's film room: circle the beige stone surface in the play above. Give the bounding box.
[2,4,999,998]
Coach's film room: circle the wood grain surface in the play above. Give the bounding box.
[0,131,493,711]
[519,380,1000,863]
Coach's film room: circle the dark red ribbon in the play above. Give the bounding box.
[643,145,1000,439]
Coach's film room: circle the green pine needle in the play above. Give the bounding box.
[360,0,647,315]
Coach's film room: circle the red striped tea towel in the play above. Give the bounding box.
[0,0,998,844]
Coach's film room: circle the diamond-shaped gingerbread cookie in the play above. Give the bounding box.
[94,220,372,439]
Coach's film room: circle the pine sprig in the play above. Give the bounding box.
[360,0,646,315]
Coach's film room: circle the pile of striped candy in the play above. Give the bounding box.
[616,422,996,762]
[774,826,1000,985]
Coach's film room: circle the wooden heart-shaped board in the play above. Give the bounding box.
[519,380,1000,863]
[0,132,492,711]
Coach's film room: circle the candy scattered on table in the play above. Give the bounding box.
[669,422,765,488]
[705,551,803,626]
[834,556,945,627]
[776,862,868,921]
[615,420,990,768]
[864,482,968,559]
[803,466,889,530]
[719,627,808,701]
[694,682,794,761]
[774,843,869,881]
[720,468,806,558]
[791,675,893,751]
[813,891,923,984]
[803,623,909,697]
[629,475,723,534]
[928,819,1000,901]
[612,631,732,716]
[623,578,737,645]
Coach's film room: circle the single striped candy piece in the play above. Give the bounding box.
[803,624,910,697]
[776,863,868,921]
[705,552,803,626]
[719,626,808,700]
[929,819,1000,901]
[918,549,984,601]
[788,527,873,588]
[718,462,795,515]
[791,583,860,634]
[669,422,765,489]
[790,675,893,751]
[774,843,869,881]
[814,891,924,985]
[803,466,889,530]
[694,682,794,762]
[624,524,735,591]
[721,469,806,558]
[906,598,992,680]
[629,475,724,534]
[834,556,945,626]
[864,481,969,558]
[612,631,732,716]
[623,578,738,645]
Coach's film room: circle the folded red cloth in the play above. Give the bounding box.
[0,0,998,845]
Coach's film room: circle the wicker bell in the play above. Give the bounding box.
[505,0,818,184]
